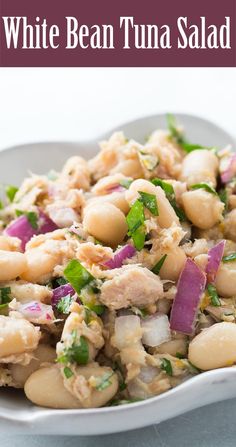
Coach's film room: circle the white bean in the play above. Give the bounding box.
[10,344,56,387]
[180,150,219,187]
[215,262,236,297]
[224,210,236,242]
[188,322,236,370]
[157,337,188,357]
[25,364,118,409]
[85,192,129,215]
[83,202,128,247]
[153,247,186,281]
[125,179,179,228]
[182,190,224,229]
[0,250,27,281]
[0,316,40,359]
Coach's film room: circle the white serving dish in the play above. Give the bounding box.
[0,113,235,435]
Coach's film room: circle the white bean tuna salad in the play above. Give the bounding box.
[0,114,236,409]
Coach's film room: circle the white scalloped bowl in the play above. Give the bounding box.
[0,113,235,435]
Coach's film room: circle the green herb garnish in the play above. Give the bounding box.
[207,283,221,307]
[190,183,217,195]
[152,254,167,275]
[175,352,185,359]
[55,277,68,286]
[218,189,228,213]
[138,191,158,216]
[167,114,207,153]
[160,358,173,376]
[63,366,74,379]
[152,178,186,222]
[5,185,18,202]
[0,200,3,210]
[64,260,94,295]
[26,211,39,230]
[58,334,89,366]
[15,209,39,230]
[96,371,114,391]
[222,253,236,263]
[0,287,11,309]
[56,295,74,314]
[126,200,145,251]
[152,178,174,196]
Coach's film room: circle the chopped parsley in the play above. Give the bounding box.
[96,371,114,391]
[126,200,145,251]
[152,178,174,195]
[63,366,74,379]
[15,209,39,230]
[218,188,228,213]
[80,281,105,316]
[56,295,74,314]
[207,283,221,307]
[167,114,207,153]
[222,253,236,263]
[160,358,173,376]
[119,179,133,189]
[0,287,11,309]
[64,260,95,295]
[152,178,186,222]
[0,200,3,210]
[138,191,158,216]
[190,183,217,195]
[5,185,18,202]
[55,277,68,286]
[175,352,185,359]
[26,211,39,230]
[57,333,89,366]
[152,254,167,275]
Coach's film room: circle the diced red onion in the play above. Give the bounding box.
[51,284,75,308]
[104,244,136,269]
[105,184,126,194]
[19,301,54,321]
[38,210,58,233]
[221,153,236,184]
[206,240,225,284]
[5,209,58,250]
[5,215,36,250]
[141,313,171,347]
[170,258,206,335]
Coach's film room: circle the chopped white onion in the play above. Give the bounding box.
[114,315,141,349]
[141,313,171,347]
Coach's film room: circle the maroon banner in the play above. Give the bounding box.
[0,0,235,67]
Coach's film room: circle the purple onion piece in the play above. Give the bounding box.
[51,284,75,308]
[105,184,126,194]
[5,215,36,250]
[4,209,58,251]
[206,240,225,284]
[221,154,236,184]
[170,258,206,335]
[105,244,136,269]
